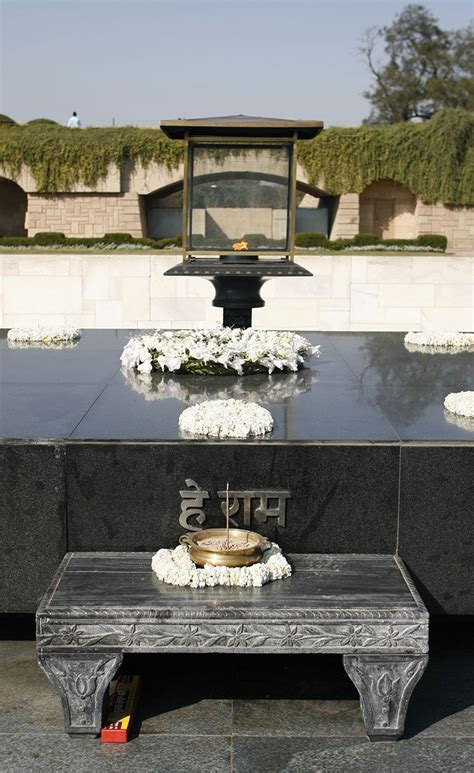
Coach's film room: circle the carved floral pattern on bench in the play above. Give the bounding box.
[37,620,428,652]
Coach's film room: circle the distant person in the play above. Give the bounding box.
[67,111,81,128]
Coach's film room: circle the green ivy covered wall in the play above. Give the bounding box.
[0,109,472,205]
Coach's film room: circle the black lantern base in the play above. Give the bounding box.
[211,274,266,328]
[164,257,312,328]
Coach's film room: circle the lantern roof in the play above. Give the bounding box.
[160,114,323,140]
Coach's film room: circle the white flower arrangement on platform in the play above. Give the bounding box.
[444,391,474,433]
[444,391,474,419]
[179,399,273,439]
[151,543,292,588]
[404,331,474,354]
[121,327,320,376]
[7,325,81,345]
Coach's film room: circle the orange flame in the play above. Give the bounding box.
[232,240,249,251]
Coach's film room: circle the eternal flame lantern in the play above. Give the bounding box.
[160,115,324,327]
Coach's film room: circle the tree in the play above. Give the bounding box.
[360,4,474,124]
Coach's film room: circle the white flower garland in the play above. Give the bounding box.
[151,543,292,588]
[179,399,273,438]
[7,325,81,344]
[444,391,474,419]
[121,327,320,376]
[404,331,474,354]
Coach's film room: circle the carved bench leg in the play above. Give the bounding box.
[38,652,123,735]
[343,654,428,741]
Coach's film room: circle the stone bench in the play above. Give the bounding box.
[36,552,429,741]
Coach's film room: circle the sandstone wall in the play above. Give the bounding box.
[416,202,474,251]
[25,193,144,238]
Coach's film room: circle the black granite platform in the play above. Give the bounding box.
[1,329,473,615]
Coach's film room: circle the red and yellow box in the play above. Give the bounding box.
[101,674,141,743]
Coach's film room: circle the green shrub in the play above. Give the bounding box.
[295,232,329,248]
[33,231,66,245]
[137,237,159,247]
[154,235,182,249]
[329,238,353,251]
[102,232,135,244]
[381,238,418,247]
[26,118,59,125]
[0,236,31,246]
[65,237,105,247]
[416,234,447,251]
[353,233,381,246]
[0,114,16,125]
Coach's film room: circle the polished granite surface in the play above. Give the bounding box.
[1,329,473,442]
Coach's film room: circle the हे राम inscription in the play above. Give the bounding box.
[179,479,291,531]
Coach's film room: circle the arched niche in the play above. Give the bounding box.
[0,177,27,236]
[144,175,336,241]
[359,180,416,239]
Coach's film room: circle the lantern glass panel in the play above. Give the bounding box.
[187,143,292,253]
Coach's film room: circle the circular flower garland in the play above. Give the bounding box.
[121,327,320,376]
[404,331,474,354]
[7,325,81,344]
[444,391,474,418]
[179,399,273,439]
[151,543,292,588]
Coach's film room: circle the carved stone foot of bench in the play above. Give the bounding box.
[343,654,428,741]
[38,652,123,735]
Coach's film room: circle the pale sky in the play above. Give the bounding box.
[0,0,471,127]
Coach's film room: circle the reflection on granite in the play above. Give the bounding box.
[444,409,474,433]
[70,377,397,441]
[121,367,319,404]
[0,383,108,439]
[326,332,474,385]
[404,342,474,356]
[326,333,474,440]
[0,330,473,442]
[7,340,79,350]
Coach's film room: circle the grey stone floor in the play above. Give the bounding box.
[0,622,473,772]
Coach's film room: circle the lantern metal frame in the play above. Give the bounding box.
[181,133,298,261]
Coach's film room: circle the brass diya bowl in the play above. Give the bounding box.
[179,528,271,568]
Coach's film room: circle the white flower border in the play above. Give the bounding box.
[7,325,81,344]
[179,399,273,438]
[121,327,320,376]
[444,391,474,419]
[151,543,292,588]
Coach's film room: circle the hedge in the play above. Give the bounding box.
[0,233,447,251]
[295,232,329,248]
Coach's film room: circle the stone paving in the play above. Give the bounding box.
[0,619,473,772]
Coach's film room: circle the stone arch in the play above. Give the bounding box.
[0,177,27,236]
[359,180,416,239]
[144,175,336,240]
